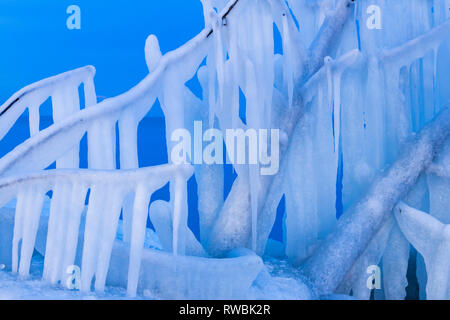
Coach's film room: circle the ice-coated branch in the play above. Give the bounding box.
[0,66,95,118]
[0,164,193,297]
[256,49,363,255]
[381,19,450,68]
[301,106,450,296]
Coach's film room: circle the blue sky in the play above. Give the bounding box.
[0,1,205,115]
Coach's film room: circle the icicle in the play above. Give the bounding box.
[127,183,152,297]
[382,62,409,164]
[226,11,242,129]
[314,74,338,237]
[206,53,218,128]
[118,111,139,243]
[224,0,274,129]
[11,192,26,274]
[201,0,223,128]
[244,1,273,128]
[39,182,85,285]
[282,12,294,109]
[43,182,72,284]
[259,1,275,126]
[47,183,74,284]
[324,56,342,153]
[245,60,261,251]
[325,56,333,111]
[432,45,439,115]
[332,72,342,155]
[81,184,106,292]
[28,104,40,137]
[83,76,97,108]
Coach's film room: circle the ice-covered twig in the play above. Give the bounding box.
[381,19,450,68]
[0,66,95,118]
[0,164,193,297]
[301,106,450,296]
[257,7,448,258]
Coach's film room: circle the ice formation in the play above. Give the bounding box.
[0,165,194,297]
[0,0,449,300]
[395,202,450,300]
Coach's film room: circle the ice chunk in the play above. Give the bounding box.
[108,244,263,299]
